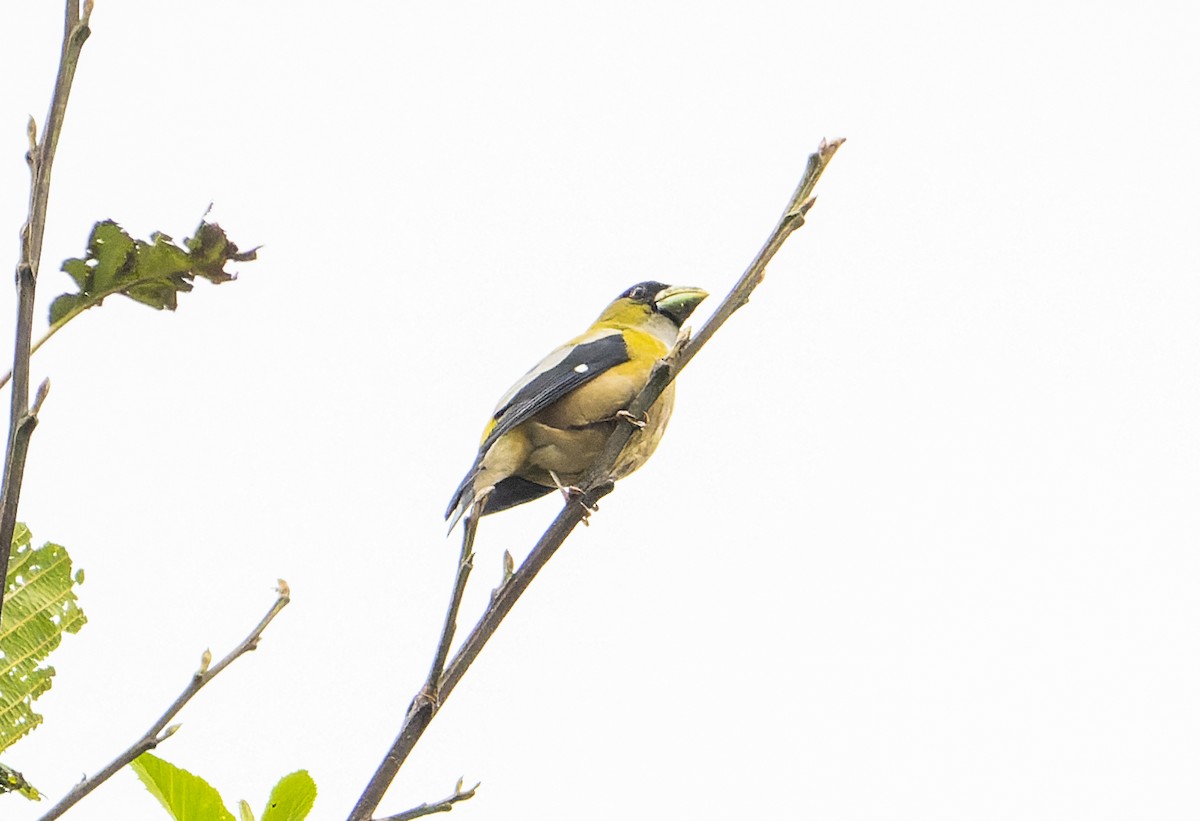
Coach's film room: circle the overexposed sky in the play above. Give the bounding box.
[2,2,1199,819]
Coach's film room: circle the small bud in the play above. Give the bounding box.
[32,378,51,414]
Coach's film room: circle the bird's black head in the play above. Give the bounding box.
[619,281,670,305]
[618,281,709,327]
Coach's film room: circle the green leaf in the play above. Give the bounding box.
[238,799,256,821]
[50,219,256,325]
[130,752,236,821]
[0,760,40,799]
[0,524,87,754]
[85,219,136,292]
[260,771,316,821]
[46,293,87,326]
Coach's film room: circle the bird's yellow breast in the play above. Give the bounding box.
[513,326,675,486]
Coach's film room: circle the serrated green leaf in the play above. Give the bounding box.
[260,771,316,821]
[130,752,236,821]
[186,222,256,284]
[136,233,192,280]
[125,279,188,311]
[0,524,87,753]
[0,759,40,799]
[87,220,136,292]
[60,257,91,290]
[50,219,255,326]
[48,293,86,325]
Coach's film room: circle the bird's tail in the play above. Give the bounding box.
[445,469,478,532]
[445,473,556,533]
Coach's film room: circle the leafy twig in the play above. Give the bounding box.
[0,0,91,627]
[347,137,844,821]
[36,581,291,821]
[378,778,480,821]
[0,219,257,393]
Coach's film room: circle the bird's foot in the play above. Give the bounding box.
[614,409,648,429]
[549,470,599,525]
[548,470,583,503]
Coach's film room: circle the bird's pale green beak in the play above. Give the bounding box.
[654,285,708,327]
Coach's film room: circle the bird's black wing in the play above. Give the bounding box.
[479,331,629,456]
[444,331,629,521]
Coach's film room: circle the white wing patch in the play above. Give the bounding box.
[491,327,621,414]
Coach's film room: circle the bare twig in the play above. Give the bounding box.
[378,778,480,821]
[37,581,292,821]
[348,137,844,821]
[421,505,482,703]
[347,487,608,821]
[579,137,845,483]
[0,316,76,392]
[0,0,92,623]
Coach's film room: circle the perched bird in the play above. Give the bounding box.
[446,281,708,528]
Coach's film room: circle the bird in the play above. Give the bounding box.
[446,281,708,528]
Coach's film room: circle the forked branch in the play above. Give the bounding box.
[378,778,480,821]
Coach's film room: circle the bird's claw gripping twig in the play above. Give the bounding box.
[614,409,648,429]
[548,470,583,502]
[549,470,599,524]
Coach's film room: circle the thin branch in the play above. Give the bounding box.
[348,137,844,821]
[440,483,610,696]
[0,313,75,392]
[422,506,482,701]
[37,581,292,821]
[579,137,845,484]
[0,0,92,623]
[377,778,480,821]
[346,487,608,821]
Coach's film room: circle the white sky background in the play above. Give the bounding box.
[2,1,1198,819]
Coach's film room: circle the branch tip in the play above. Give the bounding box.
[820,136,846,155]
[375,777,480,821]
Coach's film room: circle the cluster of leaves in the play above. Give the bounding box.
[132,753,315,821]
[0,525,87,798]
[50,219,257,327]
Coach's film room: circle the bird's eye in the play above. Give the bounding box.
[630,286,645,299]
